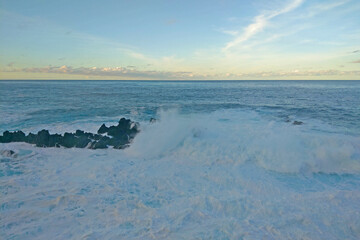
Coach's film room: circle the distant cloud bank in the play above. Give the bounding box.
[5,65,195,80]
[4,65,360,80]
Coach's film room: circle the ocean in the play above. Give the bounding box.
[1,80,360,239]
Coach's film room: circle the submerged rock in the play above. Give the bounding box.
[0,149,17,158]
[293,121,304,125]
[0,118,140,150]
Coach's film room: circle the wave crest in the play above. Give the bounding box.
[127,109,360,174]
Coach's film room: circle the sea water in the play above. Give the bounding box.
[0,80,360,239]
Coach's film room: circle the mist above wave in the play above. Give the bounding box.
[127,109,360,174]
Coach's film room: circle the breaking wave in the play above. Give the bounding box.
[128,109,360,174]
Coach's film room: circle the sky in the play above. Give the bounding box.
[0,0,359,80]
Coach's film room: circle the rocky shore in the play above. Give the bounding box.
[0,118,139,149]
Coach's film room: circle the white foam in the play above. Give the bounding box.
[1,109,360,239]
[127,109,360,174]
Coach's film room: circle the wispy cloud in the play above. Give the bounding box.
[223,15,267,51]
[314,0,349,11]
[302,0,350,18]
[220,30,239,36]
[223,0,304,51]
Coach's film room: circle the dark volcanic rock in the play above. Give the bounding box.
[48,134,62,147]
[0,131,26,143]
[97,124,108,134]
[61,132,77,148]
[25,133,37,144]
[0,118,140,150]
[35,130,50,147]
[75,136,91,148]
[293,121,303,125]
[107,118,135,138]
[75,130,85,136]
[96,118,139,141]
[90,137,109,149]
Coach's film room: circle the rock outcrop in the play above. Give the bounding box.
[0,118,140,149]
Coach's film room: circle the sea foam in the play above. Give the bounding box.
[1,109,360,239]
[128,109,360,174]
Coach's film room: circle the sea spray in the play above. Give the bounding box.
[127,109,360,174]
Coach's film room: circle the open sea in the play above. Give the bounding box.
[1,80,360,239]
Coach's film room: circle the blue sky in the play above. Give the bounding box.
[0,0,359,80]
